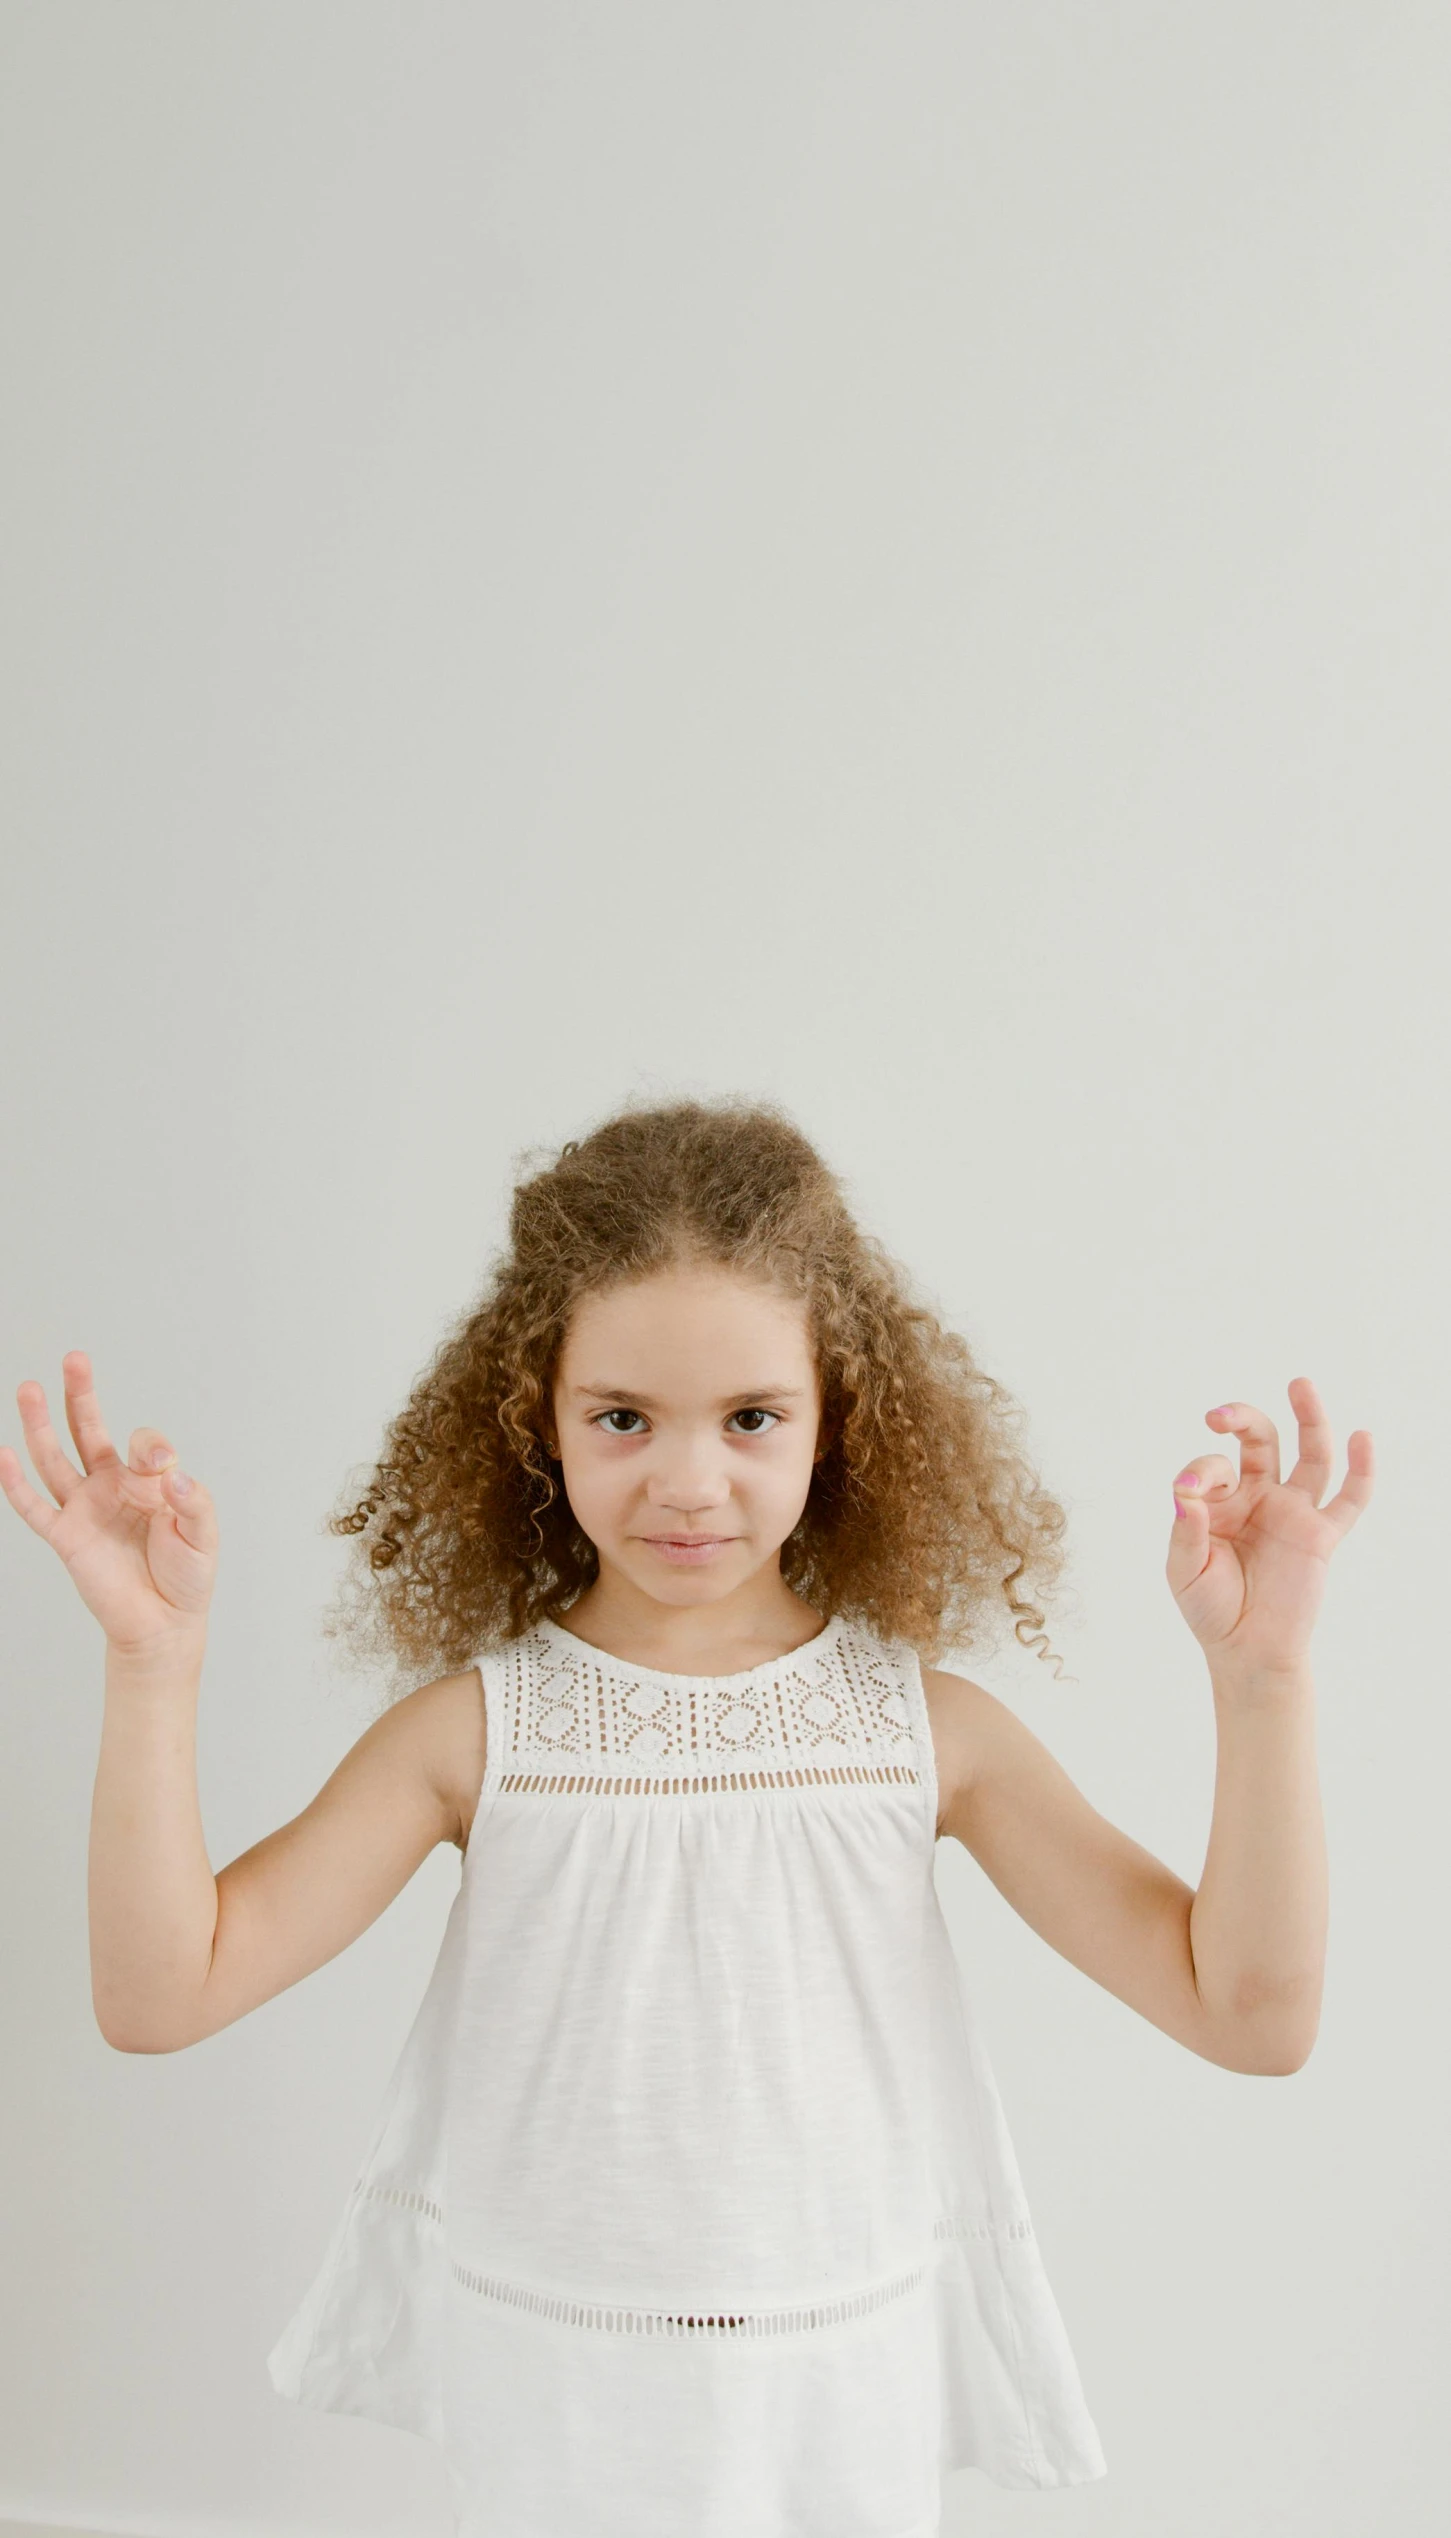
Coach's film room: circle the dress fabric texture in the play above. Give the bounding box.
[266,1613,1107,2535]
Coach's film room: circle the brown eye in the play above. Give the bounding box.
[727,1408,779,1435]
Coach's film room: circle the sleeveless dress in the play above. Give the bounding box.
[266,1613,1107,2535]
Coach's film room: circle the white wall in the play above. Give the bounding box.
[1,4,1442,2533]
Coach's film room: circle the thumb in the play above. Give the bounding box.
[155,1459,218,1556]
[120,1428,216,1557]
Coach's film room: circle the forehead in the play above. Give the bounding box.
[558,1269,813,1383]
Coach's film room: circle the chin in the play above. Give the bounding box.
[628,1566,738,1602]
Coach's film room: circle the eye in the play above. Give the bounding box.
[595,1408,648,1435]
[727,1407,780,1435]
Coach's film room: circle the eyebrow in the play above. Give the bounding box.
[572,1383,810,1411]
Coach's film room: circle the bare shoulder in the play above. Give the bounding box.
[917,1661,1017,1839]
[418,1663,488,1852]
[329,1662,486,1854]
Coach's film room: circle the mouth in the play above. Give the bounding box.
[640,1534,738,1561]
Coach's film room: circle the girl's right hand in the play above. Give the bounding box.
[0,1350,218,1657]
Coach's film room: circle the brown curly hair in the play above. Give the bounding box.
[321,1095,1081,1706]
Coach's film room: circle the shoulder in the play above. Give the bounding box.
[915,1659,1017,1839]
[389,1663,488,1853]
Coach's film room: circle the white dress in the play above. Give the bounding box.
[266,1612,1107,2535]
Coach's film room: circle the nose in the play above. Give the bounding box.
[644,1451,732,1517]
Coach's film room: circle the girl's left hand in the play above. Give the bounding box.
[1166,1377,1374,1677]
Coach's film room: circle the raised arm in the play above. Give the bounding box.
[925,1376,1371,2079]
[2,1351,478,2057]
[94,1645,475,2052]
[925,1662,1322,2075]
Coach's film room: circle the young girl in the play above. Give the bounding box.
[4,1097,1372,2538]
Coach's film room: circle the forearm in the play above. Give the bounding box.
[89,1633,220,2050]
[1188,1661,1327,2074]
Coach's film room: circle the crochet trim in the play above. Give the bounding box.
[349,2183,1035,2336]
[448,2258,926,2338]
[498,1760,921,1796]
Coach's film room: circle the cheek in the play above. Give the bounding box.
[560,1443,635,1508]
[759,1438,817,1497]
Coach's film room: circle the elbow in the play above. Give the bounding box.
[1240,2040,1315,2076]
[1201,1969,1323,2076]
[101,2031,191,2055]
[1195,1999,1321,2075]
[96,2019,158,2054]
[93,2003,192,2055]
[1226,2015,1321,2076]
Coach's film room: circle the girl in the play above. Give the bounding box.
[4,1097,1373,2538]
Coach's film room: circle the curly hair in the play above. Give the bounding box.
[321,1095,1081,1706]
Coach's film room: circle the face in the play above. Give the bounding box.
[549,1265,822,1612]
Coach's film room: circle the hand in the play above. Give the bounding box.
[1166,1376,1373,1677]
[0,1350,218,1657]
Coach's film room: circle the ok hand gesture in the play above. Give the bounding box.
[0,1350,217,1658]
[1166,1376,1373,1678]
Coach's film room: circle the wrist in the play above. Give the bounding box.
[1206,1651,1315,1705]
[105,1626,208,1689]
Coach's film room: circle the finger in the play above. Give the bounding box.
[127,1427,177,1472]
[60,1351,122,1477]
[1319,1427,1375,1541]
[1168,1487,1214,1573]
[1172,1454,1238,1507]
[14,1380,86,1506]
[115,1426,181,1513]
[1206,1399,1280,1487]
[0,1443,62,1544]
[1281,1374,1336,1504]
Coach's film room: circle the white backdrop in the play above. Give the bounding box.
[1,5,1443,2534]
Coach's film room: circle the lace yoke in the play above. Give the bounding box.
[493,1609,924,1797]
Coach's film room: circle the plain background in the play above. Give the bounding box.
[1,4,1443,2533]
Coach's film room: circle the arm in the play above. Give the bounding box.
[91,1632,218,2049]
[927,1379,1366,2079]
[1187,1659,1325,2064]
[3,1353,484,2054]
[926,1657,1324,2077]
[93,1639,478,2054]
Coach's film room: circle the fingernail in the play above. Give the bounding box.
[148,1444,173,1468]
[1175,1470,1201,1488]
[170,1469,193,1495]
[1173,1495,1190,1518]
